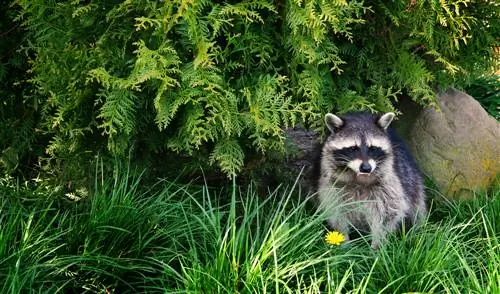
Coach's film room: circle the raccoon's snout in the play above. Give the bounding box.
[347,159,377,175]
[359,162,372,173]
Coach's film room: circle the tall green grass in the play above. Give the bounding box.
[0,169,498,293]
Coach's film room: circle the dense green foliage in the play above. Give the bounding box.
[0,3,40,175]
[464,74,500,120]
[2,0,499,179]
[0,170,499,292]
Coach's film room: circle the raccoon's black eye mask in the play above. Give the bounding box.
[344,146,359,153]
[333,147,359,161]
[367,146,386,160]
[333,145,387,162]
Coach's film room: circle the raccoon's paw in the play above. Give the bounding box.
[370,239,380,250]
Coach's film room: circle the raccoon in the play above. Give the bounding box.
[313,111,427,249]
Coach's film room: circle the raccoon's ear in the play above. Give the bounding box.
[377,112,395,130]
[325,113,344,133]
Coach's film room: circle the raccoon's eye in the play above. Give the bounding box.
[368,146,385,159]
[345,146,359,153]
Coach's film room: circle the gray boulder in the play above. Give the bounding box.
[409,88,500,198]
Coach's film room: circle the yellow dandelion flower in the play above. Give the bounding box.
[325,231,345,246]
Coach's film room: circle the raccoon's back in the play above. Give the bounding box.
[388,128,424,203]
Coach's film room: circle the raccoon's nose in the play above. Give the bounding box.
[359,162,372,173]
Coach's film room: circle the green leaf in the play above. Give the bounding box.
[209,139,245,177]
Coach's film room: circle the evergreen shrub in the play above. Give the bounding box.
[3,0,499,181]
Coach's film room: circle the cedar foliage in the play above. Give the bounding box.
[2,0,499,180]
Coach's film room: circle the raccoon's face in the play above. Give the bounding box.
[322,112,395,185]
